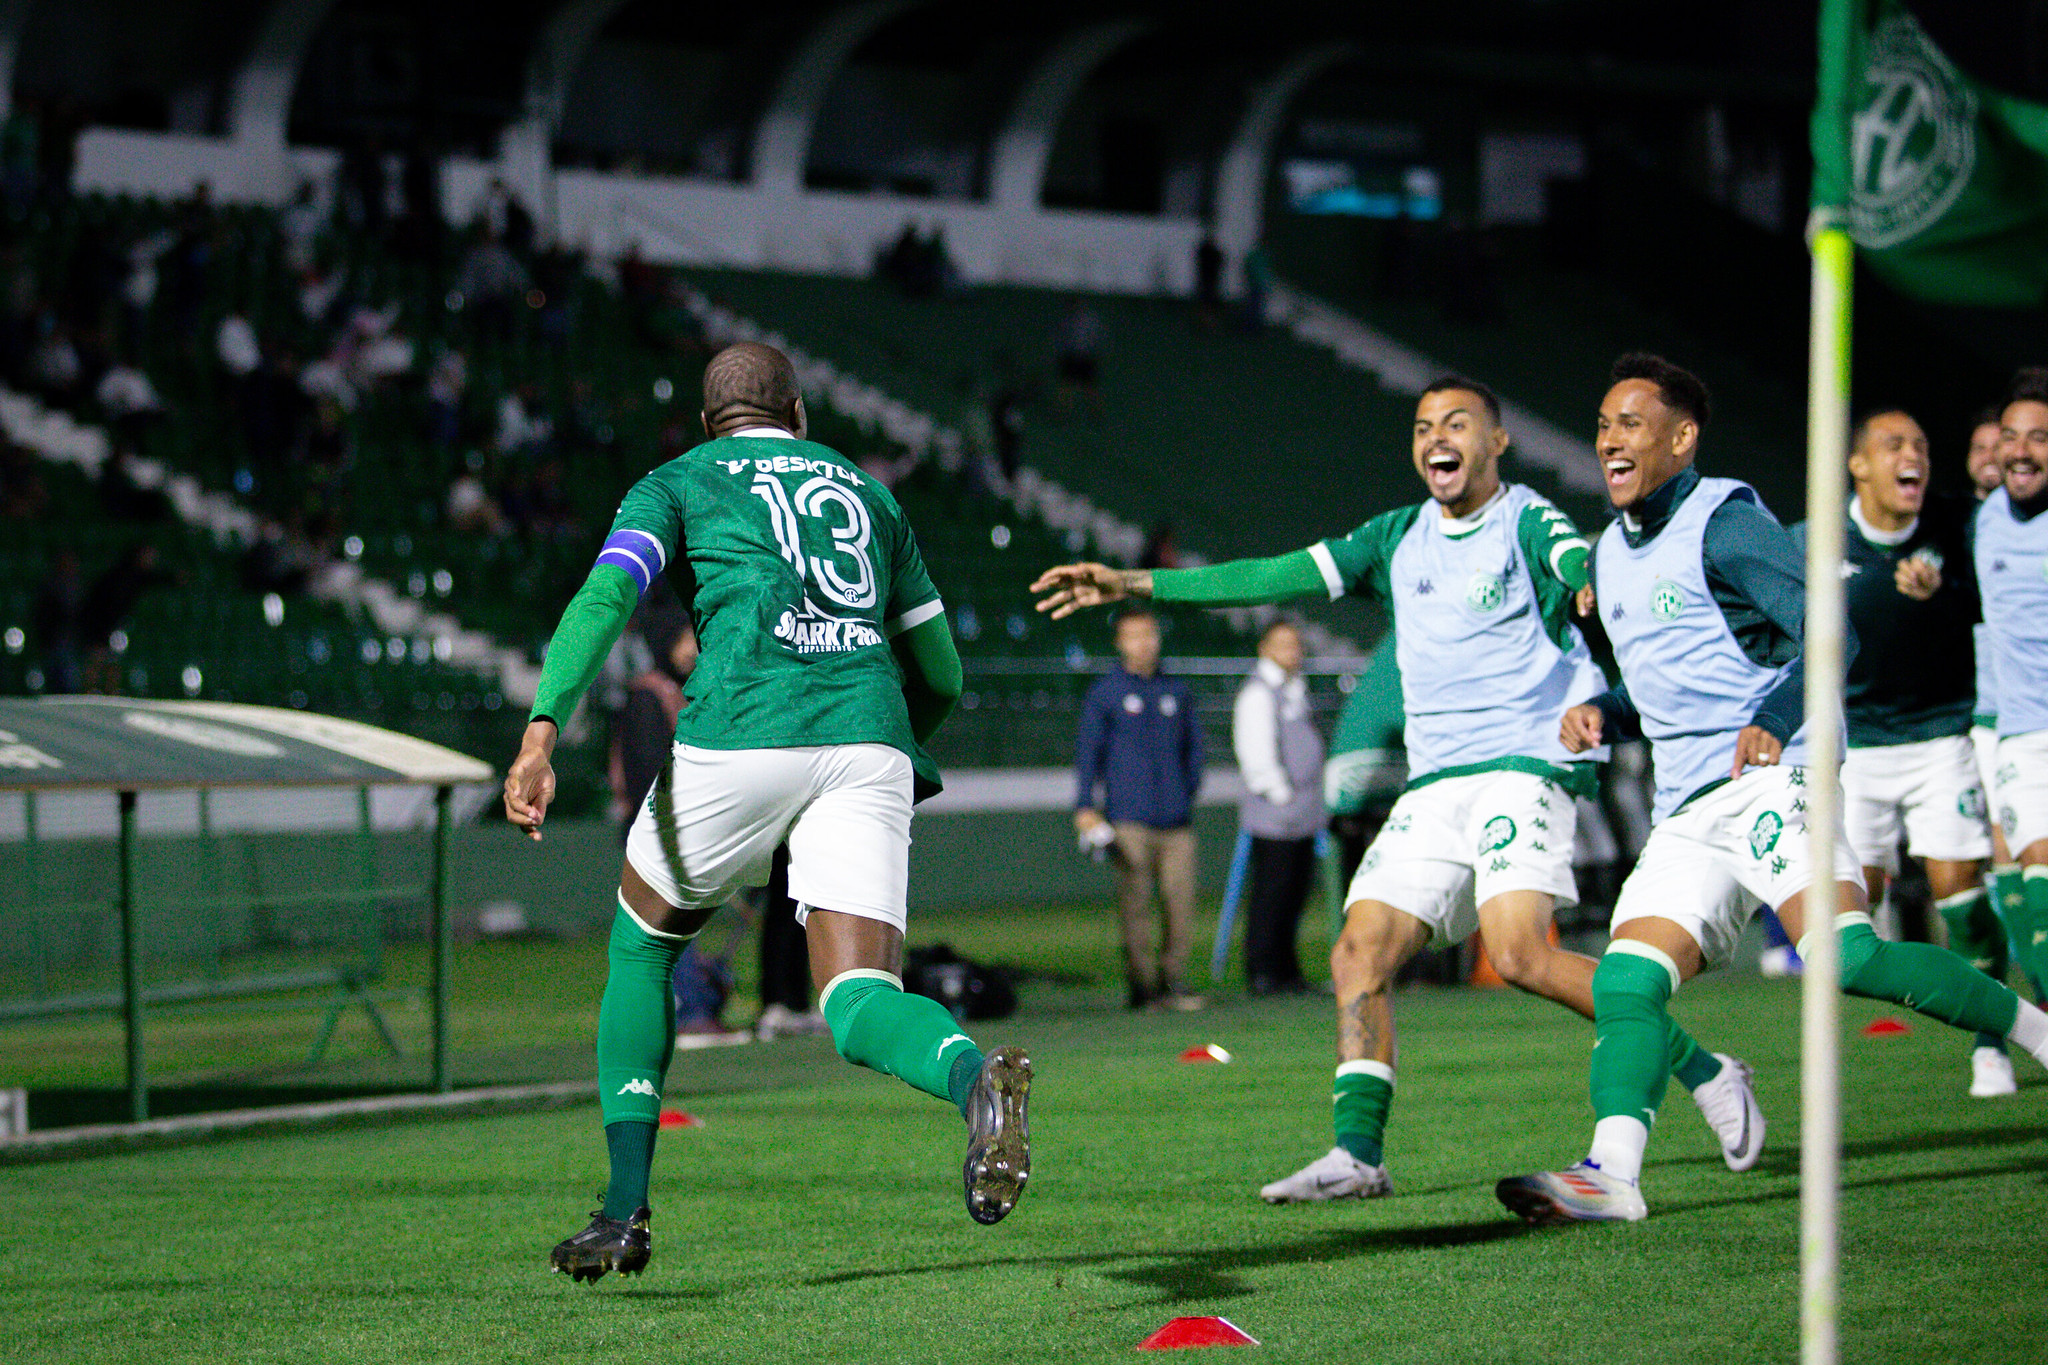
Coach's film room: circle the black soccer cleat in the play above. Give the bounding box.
[550,1206,651,1282]
[963,1046,1033,1225]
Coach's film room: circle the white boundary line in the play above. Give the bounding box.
[0,1079,597,1164]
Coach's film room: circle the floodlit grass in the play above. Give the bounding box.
[4,907,2045,1363]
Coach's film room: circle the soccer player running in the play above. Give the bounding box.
[1965,405,2042,1009]
[1977,368,2048,1017]
[1033,375,1763,1203]
[1791,409,2011,1097]
[1497,355,2048,1225]
[503,343,1031,1281]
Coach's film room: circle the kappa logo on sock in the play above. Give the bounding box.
[616,1079,659,1097]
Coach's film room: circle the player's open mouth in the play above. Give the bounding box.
[1426,451,1460,473]
[1604,457,1635,489]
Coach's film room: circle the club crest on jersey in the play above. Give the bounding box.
[1649,578,1685,623]
[773,598,883,654]
[1465,571,1505,613]
[1749,811,1784,859]
[1479,816,1516,854]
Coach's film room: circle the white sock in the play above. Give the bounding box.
[2008,999,2048,1066]
[1586,1115,1649,1185]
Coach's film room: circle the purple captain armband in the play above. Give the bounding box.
[594,529,668,596]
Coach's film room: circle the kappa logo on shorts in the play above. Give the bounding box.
[1749,811,1784,859]
[1385,814,1413,834]
[1362,848,1381,872]
[1649,578,1685,622]
[2002,805,2019,833]
[1479,816,1516,855]
[1466,571,1506,614]
[1997,762,2019,787]
[1488,856,1510,873]
[1960,786,1989,821]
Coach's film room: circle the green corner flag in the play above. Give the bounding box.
[1812,0,2048,307]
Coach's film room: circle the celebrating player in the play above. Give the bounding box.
[1033,375,1763,1204]
[1497,355,2048,1225]
[1791,409,2010,1097]
[1977,368,2048,998]
[504,343,1032,1281]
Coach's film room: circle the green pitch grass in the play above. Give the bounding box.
[3,907,2046,1364]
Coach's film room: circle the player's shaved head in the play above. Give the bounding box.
[702,342,804,437]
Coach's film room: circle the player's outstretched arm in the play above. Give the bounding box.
[893,613,963,743]
[1031,563,1152,618]
[508,564,641,840]
[1035,549,1333,619]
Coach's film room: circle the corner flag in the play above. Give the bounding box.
[1811,0,2048,307]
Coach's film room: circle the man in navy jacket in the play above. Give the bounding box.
[1075,607,1206,1010]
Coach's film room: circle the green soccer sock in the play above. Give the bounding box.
[1667,1019,1723,1092]
[1988,866,2047,1001]
[2015,868,2048,995]
[1591,949,1676,1125]
[820,970,985,1117]
[596,900,689,1219]
[1937,888,2010,1054]
[1332,1061,1394,1166]
[1819,919,2022,1040]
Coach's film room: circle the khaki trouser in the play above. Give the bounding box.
[1112,822,1198,995]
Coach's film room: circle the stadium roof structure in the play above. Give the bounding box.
[0,697,493,791]
[0,698,493,1125]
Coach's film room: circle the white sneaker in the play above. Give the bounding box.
[1759,945,1802,978]
[1259,1146,1391,1203]
[1496,1161,1648,1224]
[1689,1053,1765,1172]
[1969,1046,2018,1098]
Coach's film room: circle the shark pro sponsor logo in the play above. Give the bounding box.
[773,599,884,655]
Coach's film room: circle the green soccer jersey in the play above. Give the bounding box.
[1791,495,1979,747]
[596,433,946,791]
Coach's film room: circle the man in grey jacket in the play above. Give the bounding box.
[1234,619,1326,994]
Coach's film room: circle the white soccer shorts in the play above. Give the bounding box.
[625,742,914,932]
[1610,764,1864,967]
[1841,734,1992,871]
[1993,729,2048,857]
[1343,769,1579,945]
[1973,725,2003,829]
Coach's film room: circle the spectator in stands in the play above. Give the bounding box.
[446,453,508,537]
[453,228,530,340]
[1232,619,1325,996]
[118,224,174,354]
[474,176,536,257]
[167,183,218,341]
[297,262,347,331]
[1054,299,1104,418]
[424,347,468,447]
[95,357,164,442]
[494,383,552,458]
[27,312,80,403]
[1075,606,1206,1011]
[279,180,327,274]
[989,358,1027,483]
[32,547,84,693]
[216,311,261,379]
[1140,522,1182,571]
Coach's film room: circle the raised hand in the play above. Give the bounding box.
[1030,562,1152,620]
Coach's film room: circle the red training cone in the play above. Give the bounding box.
[658,1109,704,1128]
[1861,1017,1911,1036]
[1138,1316,1259,1349]
[1178,1044,1233,1064]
